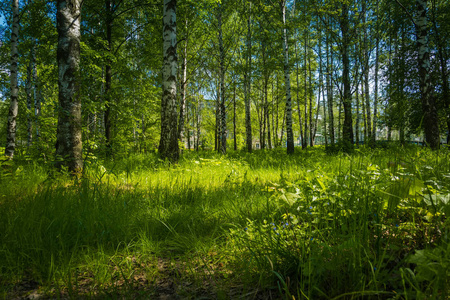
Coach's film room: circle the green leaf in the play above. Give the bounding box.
[280,192,300,206]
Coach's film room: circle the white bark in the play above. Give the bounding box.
[362,1,372,142]
[281,0,294,154]
[5,0,19,158]
[178,20,188,142]
[244,0,252,152]
[26,55,33,147]
[33,42,41,143]
[55,0,83,174]
[340,3,354,150]
[326,29,335,146]
[415,0,440,149]
[372,0,379,145]
[218,4,226,154]
[295,39,304,147]
[159,0,179,161]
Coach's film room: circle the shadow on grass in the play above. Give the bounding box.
[0,176,277,298]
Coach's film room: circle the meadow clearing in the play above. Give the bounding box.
[1,146,449,299]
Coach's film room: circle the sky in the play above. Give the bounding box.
[0,10,6,41]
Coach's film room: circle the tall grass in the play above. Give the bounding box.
[228,147,450,299]
[0,146,449,298]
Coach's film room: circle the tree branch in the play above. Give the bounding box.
[394,0,417,28]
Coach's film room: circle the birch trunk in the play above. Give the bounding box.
[272,76,276,147]
[326,30,335,146]
[233,83,237,150]
[141,115,146,152]
[338,99,341,142]
[218,4,226,154]
[104,0,113,155]
[280,108,286,147]
[303,33,308,149]
[5,0,19,159]
[281,0,294,153]
[266,90,271,149]
[26,53,33,147]
[275,75,279,146]
[399,27,406,145]
[295,40,304,148]
[26,0,34,148]
[159,0,179,161]
[178,20,188,142]
[355,79,360,146]
[215,89,219,151]
[256,99,262,148]
[362,82,367,141]
[309,51,313,147]
[33,44,41,143]
[196,96,201,151]
[186,108,190,150]
[364,82,372,142]
[431,0,449,144]
[372,0,379,146]
[341,3,354,150]
[313,87,320,144]
[244,0,252,152]
[318,35,327,147]
[261,33,269,150]
[262,94,266,149]
[416,0,440,149]
[362,1,372,142]
[387,23,393,142]
[55,0,83,174]
[364,53,372,143]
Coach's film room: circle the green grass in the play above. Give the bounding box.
[0,146,449,299]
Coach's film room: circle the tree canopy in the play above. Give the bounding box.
[0,0,448,164]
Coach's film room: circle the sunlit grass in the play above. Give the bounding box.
[0,146,449,298]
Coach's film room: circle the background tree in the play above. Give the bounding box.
[415,0,440,149]
[1,0,449,163]
[159,0,179,162]
[4,0,19,159]
[430,0,450,144]
[280,0,294,154]
[55,0,83,174]
[244,0,253,152]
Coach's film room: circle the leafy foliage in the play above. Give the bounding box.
[1,147,449,298]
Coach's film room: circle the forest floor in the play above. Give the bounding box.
[8,257,220,299]
[7,254,275,299]
[1,145,449,299]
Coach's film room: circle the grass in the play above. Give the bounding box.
[0,146,449,299]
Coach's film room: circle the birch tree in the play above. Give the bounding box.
[281,0,294,154]
[244,0,253,152]
[430,0,450,144]
[218,3,226,154]
[362,1,372,143]
[26,50,33,147]
[5,0,19,159]
[415,0,440,149]
[340,2,354,150]
[372,0,379,146]
[326,26,335,147]
[159,0,179,162]
[55,0,83,174]
[178,19,188,142]
[104,0,113,155]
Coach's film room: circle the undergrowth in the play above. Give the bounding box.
[0,146,449,299]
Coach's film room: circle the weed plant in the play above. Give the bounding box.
[228,147,450,299]
[0,146,449,298]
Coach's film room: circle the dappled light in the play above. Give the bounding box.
[1,148,449,298]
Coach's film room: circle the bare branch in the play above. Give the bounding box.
[394,0,417,27]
